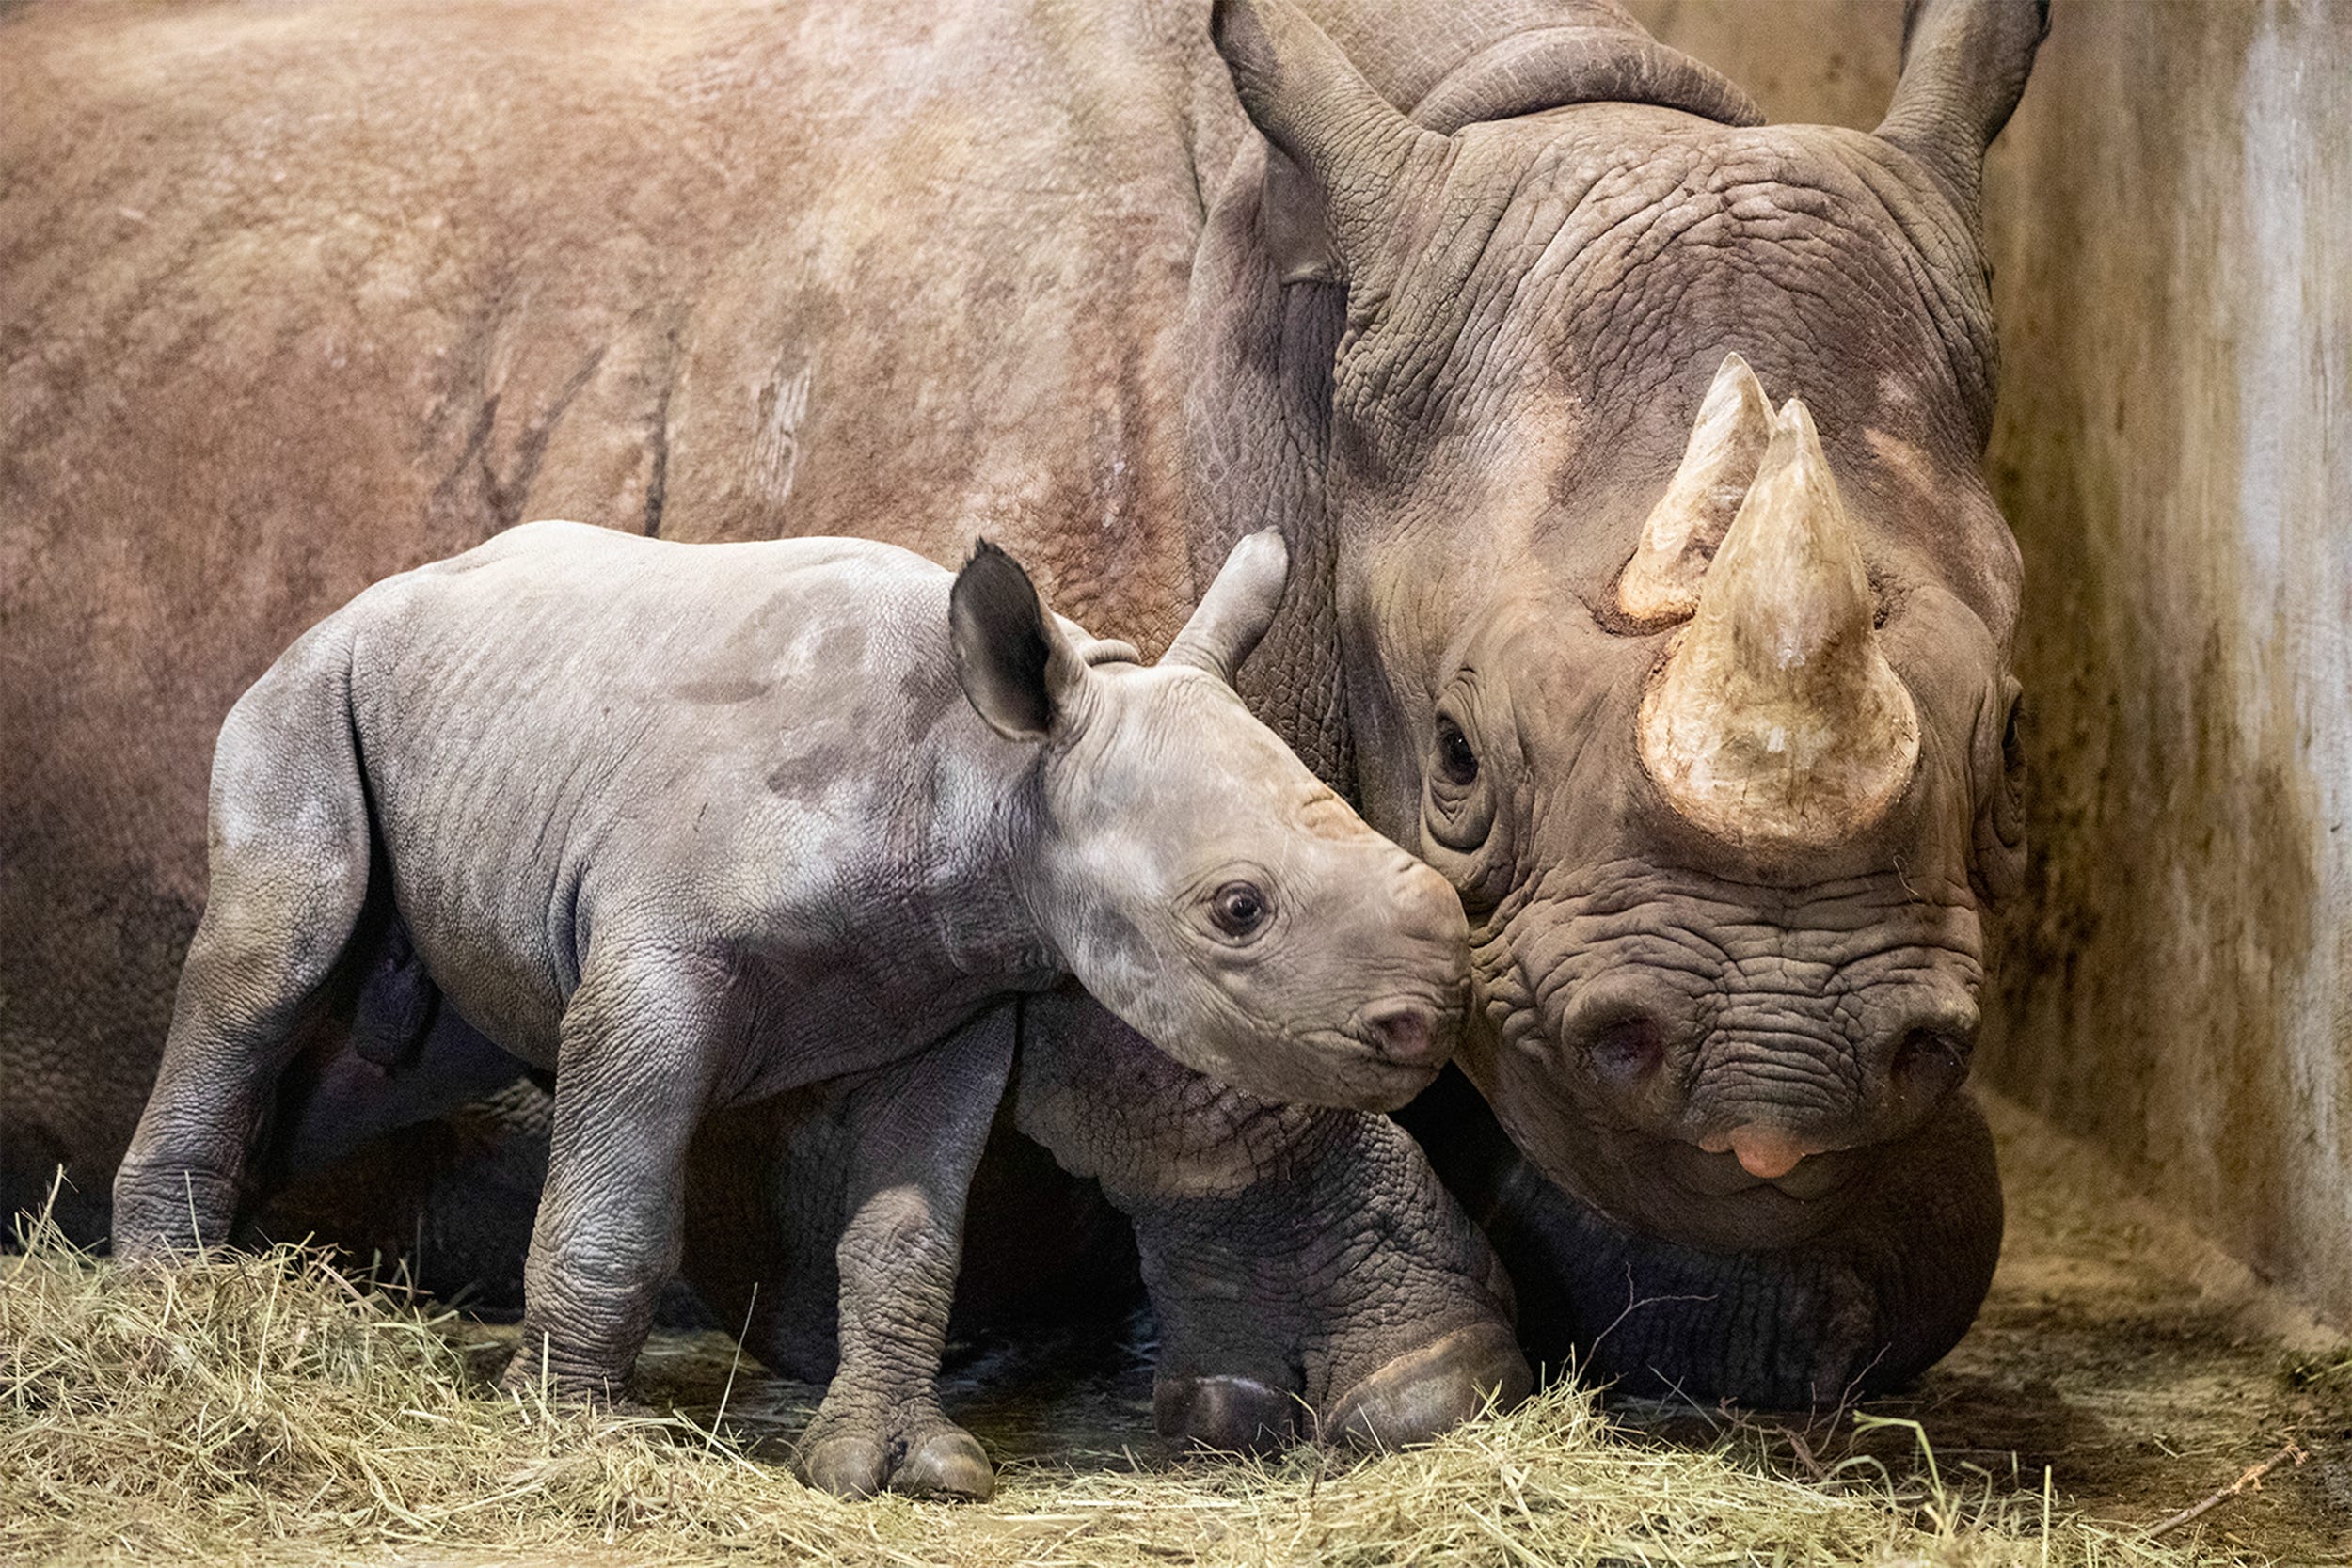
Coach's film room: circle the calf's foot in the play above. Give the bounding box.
[494,1314,643,1406]
[798,1401,993,1501]
[109,1163,243,1259]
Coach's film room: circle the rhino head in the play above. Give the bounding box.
[1203,0,2041,1248]
[951,531,1470,1114]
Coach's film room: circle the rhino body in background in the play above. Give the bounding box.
[0,0,2041,1406]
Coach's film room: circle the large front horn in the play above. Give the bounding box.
[1617,353,1774,625]
[1637,400,1920,850]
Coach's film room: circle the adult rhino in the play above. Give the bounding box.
[1203,0,2044,1402]
[0,0,2042,1408]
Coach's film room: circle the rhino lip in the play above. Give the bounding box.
[1658,1136,1860,1202]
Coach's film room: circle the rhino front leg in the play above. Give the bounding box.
[1013,985,1529,1453]
[502,956,726,1402]
[795,1006,1013,1503]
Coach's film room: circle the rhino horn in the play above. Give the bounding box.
[1637,398,1920,850]
[1162,529,1291,687]
[1616,353,1775,625]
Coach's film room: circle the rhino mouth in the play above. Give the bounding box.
[1259,1018,1453,1112]
[1658,1136,1862,1203]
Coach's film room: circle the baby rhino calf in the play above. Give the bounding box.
[114,522,1470,1500]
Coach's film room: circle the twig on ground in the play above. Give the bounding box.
[2145,1440,2308,1539]
[1777,1424,1830,1483]
[1586,1264,1717,1362]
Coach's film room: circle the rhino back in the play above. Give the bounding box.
[334,526,1003,1074]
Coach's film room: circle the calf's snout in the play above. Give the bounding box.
[1357,998,1448,1067]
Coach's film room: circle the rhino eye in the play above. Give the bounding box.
[1208,880,1271,941]
[1436,717,1479,785]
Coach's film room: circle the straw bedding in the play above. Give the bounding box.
[0,1219,2232,1568]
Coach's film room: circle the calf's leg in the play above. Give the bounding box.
[114,645,372,1257]
[796,1006,1013,1501]
[800,1006,1011,1504]
[501,956,725,1402]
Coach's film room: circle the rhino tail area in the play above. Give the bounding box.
[214,607,451,1081]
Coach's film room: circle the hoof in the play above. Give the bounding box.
[800,1433,887,1498]
[897,1426,995,1501]
[493,1351,621,1407]
[1324,1322,1533,1449]
[1153,1372,1295,1453]
[800,1421,993,1502]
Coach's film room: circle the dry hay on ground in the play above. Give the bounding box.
[0,1217,2238,1568]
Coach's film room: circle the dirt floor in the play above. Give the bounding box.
[592,1091,2348,1563]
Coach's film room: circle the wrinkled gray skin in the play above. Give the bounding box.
[113,524,1484,1498]
[1199,0,2042,1402]
[7,0,2036,1412]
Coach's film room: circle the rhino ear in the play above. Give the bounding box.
[1259,142,1339,285]
[1874,0,2047,213]
[1161,530,1289,688]
[949,540,1091,741]
[1211,0,1437,286]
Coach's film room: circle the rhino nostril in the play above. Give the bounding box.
[1359,1001,1446,1067]
[1581,1010,1666,1087]
[1890,1026,1970,1101]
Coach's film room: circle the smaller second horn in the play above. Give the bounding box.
[1617,352,1773,625]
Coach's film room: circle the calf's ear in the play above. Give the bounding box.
[950,540,1092,741]
[1161,530,1289,688]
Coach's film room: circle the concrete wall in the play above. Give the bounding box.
[1627,0,2352,1324]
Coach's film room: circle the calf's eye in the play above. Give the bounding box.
[1436,717,1479,784]
[1209,880,1270,939]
